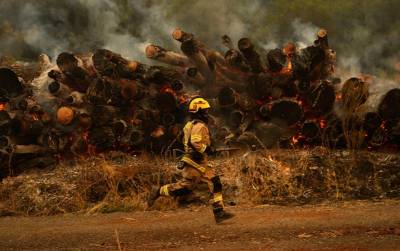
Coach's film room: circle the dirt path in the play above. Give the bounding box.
[0,200,400,250]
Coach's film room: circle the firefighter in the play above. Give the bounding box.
[147,97,235,223]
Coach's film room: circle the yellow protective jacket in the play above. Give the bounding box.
[181,119,211,173]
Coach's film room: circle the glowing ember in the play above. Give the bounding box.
[280,60,293,74]
[0,103,6,111]
[82,131,89,141]
[319,119,327,129]
[32,114,40,121]
[151,126,165,138]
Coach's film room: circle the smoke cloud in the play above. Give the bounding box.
[1,0,400,78]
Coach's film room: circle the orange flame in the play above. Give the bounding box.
[280,60,293,75]
[336,94,342,101]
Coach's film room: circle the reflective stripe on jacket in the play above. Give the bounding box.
[181,120,211,172]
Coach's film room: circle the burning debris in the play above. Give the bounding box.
[0,28,399,179]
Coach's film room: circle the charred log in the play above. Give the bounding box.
[307,81,335,115]
[269,99,303,126]
[238,38,265,73]
[56,52,91,93]
[92,49,137,79]
[378,88,400,121]
[301,120,321,140]
[48,81,71,99]
[0,68,24,98]
[266,49,286,73]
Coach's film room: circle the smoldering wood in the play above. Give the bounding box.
[12,144,47,154]
[217,86,237,108]
[221,35,234,50]
[269,99,303,126]
[301,120,321,140]
[48,81,71,99]
[224,49,251,72]
[266,49,286,73]
[91,105,119,126]
[65,91,85,106]
[129,128,144,147]
[0,68,24,98]
[363,112,382,133]
[112,119,128,137]
[78,113,92,130]
[185,67,206,86]
[171,79,184,91]
[89,126,116,150]
[378,88,400,121]
[156,92,177,112]
[92,49,137,79]
[180,38,215,85]
[161,113,176,126]
[307,81,335,115]
[238,38,265,73]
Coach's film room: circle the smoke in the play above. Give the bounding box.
[1,0,400,79]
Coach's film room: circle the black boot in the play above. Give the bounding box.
[147,186,161,207]
[213,208,235,224]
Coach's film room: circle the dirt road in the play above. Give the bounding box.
[0,200,399,250]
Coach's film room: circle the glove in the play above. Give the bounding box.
[176,161,185,170]
[190,151,204,162]
[205,145,216,156]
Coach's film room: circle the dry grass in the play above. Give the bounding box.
[0,148,399,216]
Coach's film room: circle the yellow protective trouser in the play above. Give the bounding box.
[159,165,224,209]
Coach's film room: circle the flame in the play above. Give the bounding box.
[336,94,342,101]
[280,60,293,74]
[268,155,273,161]
[291,135,299,145]
[0,103,6,111]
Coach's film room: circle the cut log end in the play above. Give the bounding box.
[145,44,158,58]
[172,28,183,41]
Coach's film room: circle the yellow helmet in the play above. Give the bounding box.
[188,97,211,113]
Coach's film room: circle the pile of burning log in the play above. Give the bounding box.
[1,28,400,178]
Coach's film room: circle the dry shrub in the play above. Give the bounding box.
[1,149,400,216]
[0,153,177,215]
